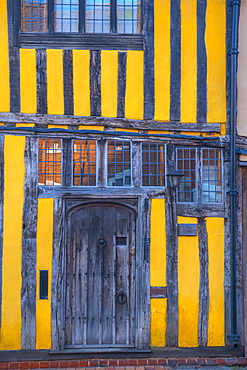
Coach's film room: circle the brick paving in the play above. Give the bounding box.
[0,357,247,369]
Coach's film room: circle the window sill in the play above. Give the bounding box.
[19,32,144,50]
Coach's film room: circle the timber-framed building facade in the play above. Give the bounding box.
[0,0,245,358]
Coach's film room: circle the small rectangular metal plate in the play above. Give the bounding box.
[150,286,167,298]
[178,224,197,236]
[40,270,48,300]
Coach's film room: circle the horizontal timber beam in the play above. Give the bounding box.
[0,113,221,133]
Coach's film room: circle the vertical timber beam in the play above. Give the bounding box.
[170,0,181,122]
[51,198,64,350]
[166,145,178,346]
[143,0,154,120]
[90,50,101,117]
[198,217,209,346]
[197,0,207,123]
[21,137,38,349]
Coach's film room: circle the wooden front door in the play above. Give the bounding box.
[65,203,136,348]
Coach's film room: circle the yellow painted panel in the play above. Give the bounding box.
[148,130,169,134]
[16,123,35,128]
[154,0,170,121]
[151,298,167,346]
[101,51,118,118]
[0,0,10,112]
[178,217,199,347]
[20,49,37,114]
[181,0,197,123]
[125,51,144,120]
[207,217,225,346]
[206,0,226,123]
[79,125,104,131]
[150,198,166,286]
[0,136,25,350]
[73,50,90,116]
[36,198,54,349]
[115,128,138,133]
[47,49,64,115]
[48,125,68,129]
[220,123,226,135]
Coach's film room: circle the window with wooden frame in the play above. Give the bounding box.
[38,138,62,185]
[141,143,166,187]
[176,147,223,204]
[73,139,97,186]
[107,140,131,186]
[19,0,143,49]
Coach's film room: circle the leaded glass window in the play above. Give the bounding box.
[73,140,97,186]
[202,148,222,203]
[107,141,131,186]
[176,148,197,202]
[21,0,142,34]
[21,0,47,32]
[38,138,62,185]
[142,143,165,187]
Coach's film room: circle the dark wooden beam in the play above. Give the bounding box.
[198,217,209,346]
[21,137,38,349]
[0,113,221,133]
[197,0,207,123]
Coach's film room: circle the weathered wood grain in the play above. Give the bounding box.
[36,49,47,114]
[0,113,222,133]
[21,137,38,349]
[52,198,64,351]
[143,0,154,120]
[198,217,209,346]
[117,52,127,118]
[63,139,72,186]
[166,145,178,346]
[170,0,181,122]
[63,50,74,116]
[90,51,101,117]
[9,48,20,113]
[197,0,207,123]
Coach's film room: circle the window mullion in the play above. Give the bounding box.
[48,0,54,32]
[197,148,202,205]
[79,0,85,33]
[111,0,117,33]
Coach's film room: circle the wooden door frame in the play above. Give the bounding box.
[51,194,150,352]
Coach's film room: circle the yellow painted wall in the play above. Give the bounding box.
[154,0,170,121]
[178,217,199,347]
[0,135,25,350]
[150,199,167,346]
[207,217,225,346]
[125,51,144,120]
[205,0,226,123]
[36,199,54,349]
[47,49,64,115]
[73,50,90,117]
[180,0,197,123]
[0,0,10,112]
[101,51,118,118]
[20,49,37,114]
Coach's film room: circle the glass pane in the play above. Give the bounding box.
[176,148,197,202]
[141,143,165,187]
[107,141,131,186]
[38,138,62,186]
[21,0,47,32]
[117,0,141,34]
[54,0,79,32]
[86,0,110,33]
[202,148,222,203]
[73,140,97,186]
